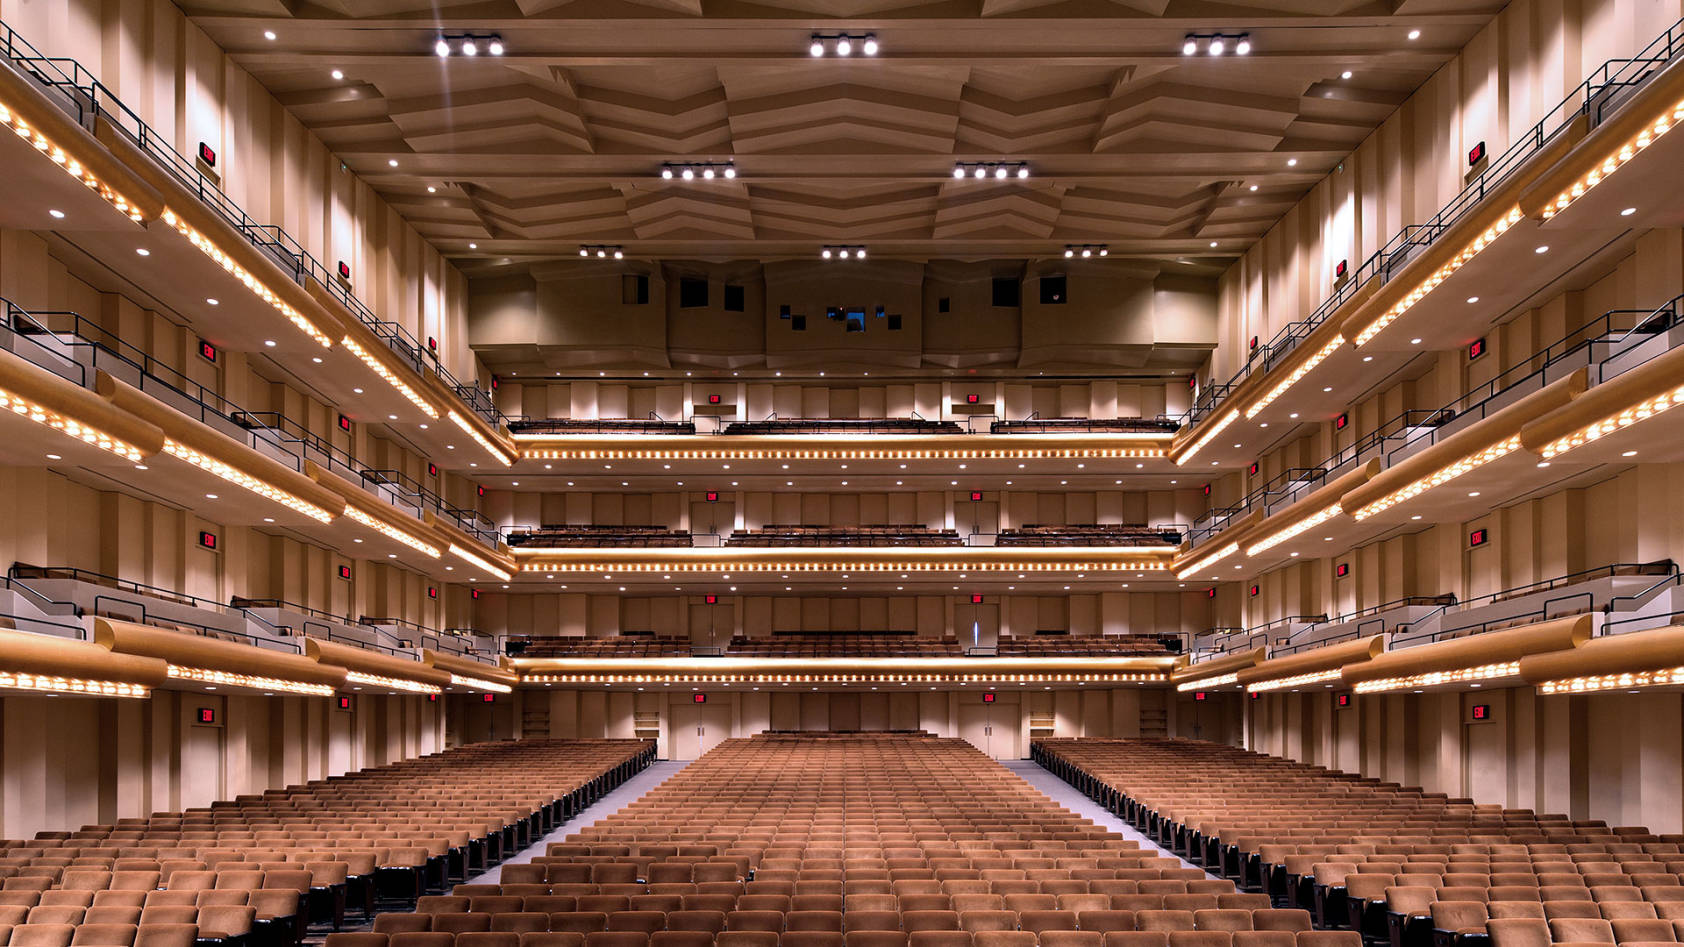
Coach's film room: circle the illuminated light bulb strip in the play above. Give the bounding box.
[1175,671,1239,692]
[449,411,514,466]
[517,560,1171,574]
[340,337,439,419]
[1174,411,1237,467]
[1542,100,1684,220]
[0,671,149,698]
[343,505,441,558]
[521,672,1169,686]
[1539,385,1684,459]
[1350,435,1520,521]
[518,445,1168,461]
[1244,335,1346,419]
[163,439,335,523]
[1353,661,1521,694]
[168,664,334,697]
[1352,206,1523,347]
[1175,542,1239,580]
[449,672,512,694]
[1537,667,1684,695]
[0,101,147,223]
[345,670,442,695]
[1245,667,1343,693]
[1245,503,1343,556]
[0,388,148,461]
[159,210,332,348]
[450,543,513,581]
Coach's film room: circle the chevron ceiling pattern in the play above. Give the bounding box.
[183,0,1505,269]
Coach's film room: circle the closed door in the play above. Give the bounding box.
[959,699,1022,760]
[669,700,734,759]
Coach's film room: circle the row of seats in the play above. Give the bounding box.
[726,527,961,548]
[995,528,1181,548]
[506,528,693,549]
[324,929,1359,947]
[507,639,697,659]
[724,637,964,658]
[993,638,1173,658]
[989,420,1179,435]
[722,421,964,436]
[506,420,698,435]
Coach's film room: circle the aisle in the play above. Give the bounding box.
[1001,759,1211,875]
[463,759,691,885]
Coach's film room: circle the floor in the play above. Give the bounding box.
[1002,760,1211,875]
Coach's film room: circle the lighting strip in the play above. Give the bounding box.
[1352,207,1523,347]
[0,103,146,222]
[451,543,514,581]
[1245,667,1343,692]
[1176,671,1239,692]
[1244,335,1346,418]
[341,337,439,419]
[1537,667,1684,695]
[343,505,442,558]
[1538,385,1684,459]
[449,672,513,694]
[1174,411,1237,467]
[521,445,1168,461]
[1,388,148,461]
[0,671,149,698]
[1541,100,1684,219]
[163,439,335,523]
[519,560,1171,575]
[448,410,514,466]
[1175,542,1240,580]
[345,670,443,695]
[1245,504,1343,556]
[168,664,333,697]
[523,672,1168,686]
[159,210,333,348]
[1350,435,1521,520]
[1353,661,1521,694]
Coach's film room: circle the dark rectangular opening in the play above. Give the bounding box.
[1040,274,1067,304]
[621,274,648,305]
[679,277,708,309]
[724,284,745,312]
[991,278,1020,308]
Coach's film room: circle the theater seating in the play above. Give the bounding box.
[988,420,1180,435]
[992,638,1174,658]
[994,527,1182,548]
[722,420,963,435]
[505,528,694,549]
[724,635,964,659]
[725,527,962,548]
[506,420,698,436]
[506,638,697,659]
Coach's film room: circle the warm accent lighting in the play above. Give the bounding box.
[163,438,335,522]
[0,102,147,223]
[1352,661,1522,694]
[1541,99,1684,219]
[159,210,334,347]
[340,336,439,419]
[521,671,1167,686]
[0,671,149,698]
[448,410,515,466]
[1246,504,1343,556]
[1244,335,1346,418]
[343,505,442,557]
[449,672,513,694]
[1538,386,1684,459]
[168,664,333,697]
[1175,671,1238,692]
[1176,542,1240,580]
[1246,668,1343,692]
[1351,206,1523,346]
[1175,411,1237,466]
[1350,436,1520,520]
[345,670,443,695]
[450,543,514,581]
[519,444,1167,461]
[0,388,148,461]
[1537,668,1684,695]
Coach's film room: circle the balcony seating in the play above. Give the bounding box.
[996,527,1182,548]
[724,634,964,658]
[507,637,696,659]
[345,734,1339,947]
[725,526,962,548]
[1034,739,1684,947]
[507,420,697,436]
[993,636,1174,657]
[0,741,654,946]
[989,420,1180,435]
[723,419,963,435]
[506,527,694,549]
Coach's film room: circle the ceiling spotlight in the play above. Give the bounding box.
[822,248,833,259]
[435,37,450,57]
[1183,35,1198,55]
[330,69,344,80]
[810,37,825,57]
[836,36,852,55]
[1341,70,1353,79]
[855,248,866,259]
[994,165,1008,179]
[974,166,986,178]
[702,167,715,179]
[1408,29,1421,40]
[1081,247,1092,258]
[811,32,876,57]
[953,166,966,179]
[461,38,477,55]
[579,244,624,260]
[723,164,737,179]
[1208,36,1224,55]
[1235,35,1251,54]
[863,35,879,55]
[661,165,674,179]
[839,249,851,259]
[264,30,277,40]
[1064,248,1074,258]
[1063,243,1108,259]
[488,37,505,55]
[681,167,694,180]
[1016,165,1029,178]
[820,244,866,260]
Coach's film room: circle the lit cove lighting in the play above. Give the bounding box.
[1538,667,1684,695]
[345,670,442,695]
[1246,667,1343,692]
[1353,661,1521,694]
[1246,503,1343,556]
[1175,672,1239,692]
[451,543,514,581]
[1350,435,1521,520]
[1175,410,1237,466]
[0,671,149,698]
[448,410,515,466]
[168,664,333,697]
[340,336,439,419]
[1,388,148,461]
[343,505,441,558]
[1352,206,1522,346]
[1538,385,1684,459]
[0,102,146,222]
[1176,541,1240,580]
[159,210,334,348]
[1245,335,1346,418]
[163,439,336,523]
[1542,98,1684,219]
[450,672,513,694]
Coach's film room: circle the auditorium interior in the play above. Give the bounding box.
[3,3,1684,947]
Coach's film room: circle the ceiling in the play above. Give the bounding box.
[181,0,1508,271]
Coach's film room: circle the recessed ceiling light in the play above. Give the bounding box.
[1535,245,1549,254]
[45,453,60,460]
[1410,338,1422,344]
[1410,515,1422,520]
[387,159,398,168]
[331,69,344,80]
[206,298,219,306]
[1210,241,1218,247]
[48,209,64,219]
[353,388,364,394]
[1362,355,1373,362]
[1341,70,1353,79]
[1323,387,1332,392]
[427,186,436,193]
[135,248,150,256]
[205,493,218,500]
[264,339,276,347]
[1537,461,1551,468]
[1289,413,1299,419]
[1248,184,1258,191]
[1621,207,1637,216]
[1407,29,1421,40]
[1622,450,1638,457]
[469,243,477,249]
[264,30,277,40]
[1467,491,1480,497]
[1286,159,1297,167]
[1466,296,1480,304]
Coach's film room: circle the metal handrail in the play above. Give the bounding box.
[1400,591,1597,646]
[11,564,297,643]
